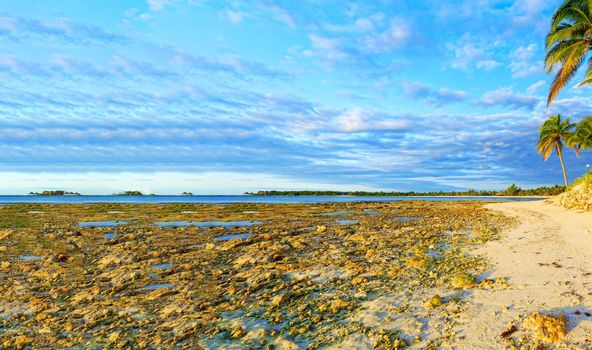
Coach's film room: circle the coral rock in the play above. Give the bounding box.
[522,313,566,343]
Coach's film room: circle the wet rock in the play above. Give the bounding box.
[0,200,513,349]
[274,336,300,349]
[425,295,443,309]
[230,326,246,338]
[97,256,121,269]
[12,336,33,350]
[450,273,476,289]
[329,299,355,314]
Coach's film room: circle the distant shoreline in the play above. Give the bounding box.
[4,194,552,198]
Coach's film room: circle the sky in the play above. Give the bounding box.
[1,0,592,195]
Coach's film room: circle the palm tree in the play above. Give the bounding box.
[538,114,576,187]
[545,0,592,105]
[571,116,592,150]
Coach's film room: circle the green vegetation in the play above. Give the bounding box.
[545,0,592,104]
[114,191,150,196]
[502,184,565,197]
[505,183,520,196]
[249,185,563,197]
[571,116,592,150]
[572,172,592,189]
[28,190,80,196]
[537,114,576,187]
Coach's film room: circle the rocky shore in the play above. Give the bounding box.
[0,201,515,349]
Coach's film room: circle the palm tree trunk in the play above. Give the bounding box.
[557,146,569,187]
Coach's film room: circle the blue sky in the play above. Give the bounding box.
[1,0,591,194]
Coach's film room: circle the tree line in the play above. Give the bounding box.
[249,185,564,197]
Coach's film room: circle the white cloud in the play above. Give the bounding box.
[147,0,172,11]
[476,60,500,71]
[527,79,546,94]
[325,17,375,33]
[448,42,498,71]
[511,0,548,26]
[308,34,347,60]
[336,108,407,132]
[265,4,295,28]
[509,43,542,78]
[401,81,467,105]
[310,34,339,50]
[0,171,382,195]
[220,9,247,23]
[479,87,539,109]
[363,18,411,53]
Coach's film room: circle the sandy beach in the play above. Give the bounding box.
[456,200,592,348]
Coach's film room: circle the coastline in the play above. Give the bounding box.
[455,200,592,348]
[2,199,589,348]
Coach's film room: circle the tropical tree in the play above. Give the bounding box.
[571,116,592,150]
[538,114,577,187]
[545,0,592,105]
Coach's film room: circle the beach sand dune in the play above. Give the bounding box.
[456,200,592,348]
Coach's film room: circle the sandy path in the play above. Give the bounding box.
[454,200,592,349]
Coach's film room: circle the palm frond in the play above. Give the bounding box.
[546,0,592,104]
[547,45,587,105]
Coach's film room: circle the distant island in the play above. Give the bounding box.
[114,191,156,196]
[28,190,81,196]
[247,184,565,197]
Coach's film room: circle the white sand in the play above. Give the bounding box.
[455,200,592,348]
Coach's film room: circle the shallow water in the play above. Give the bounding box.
[78,221,128,228]
[141,283,174,291]
[391,217,422,222]
[214,233,251,241]
[17,255,42,261]
[193,221,262,228]
[155,221,262,229]
[104,233,118,239]
[151,263,174,270]
[154,221,191,228]
[336,219,359,225]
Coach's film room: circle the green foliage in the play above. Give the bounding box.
[115,191,146,196]
[572,172,592,189]
[538,114,576,160]
[251,185,565,197]
[545,0,592,104]
[538,114,576,187]
[505,183,520,196]
[28,190,80,196]
[571,116,592,151]
[514,185,565,196]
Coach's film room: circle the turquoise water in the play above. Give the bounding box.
[0,195,543,204]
